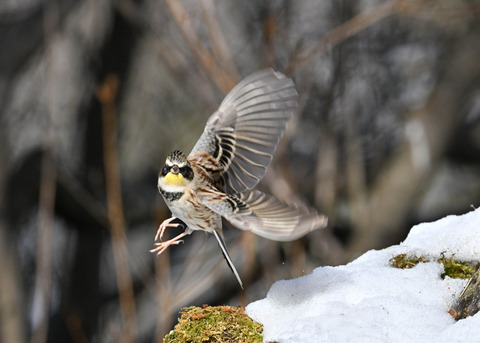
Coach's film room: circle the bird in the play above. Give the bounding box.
[151,69,327,288]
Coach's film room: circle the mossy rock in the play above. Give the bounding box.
[163,305,264,343]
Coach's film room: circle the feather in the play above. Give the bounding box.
[199,190,327,242]
[189,69,298,193]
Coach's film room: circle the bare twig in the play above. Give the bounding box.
[284,0,411,75]
[198,0,240,81]
[314,130,338,222]
[164,0,237,92]
[262,13,277,68]
[97,74,138,343]
[31,150,57,343]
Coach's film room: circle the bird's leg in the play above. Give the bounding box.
[150,231,189,255]
[154,217,183,241]
[151,217,188,255]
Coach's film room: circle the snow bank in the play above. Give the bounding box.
[246,208,480,342]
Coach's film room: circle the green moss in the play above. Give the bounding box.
[389,253,429,269]
[163,305,264,343]
[390,254,477,279]
[438,256,477,279]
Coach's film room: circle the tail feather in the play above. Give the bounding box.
[212,229,243,289]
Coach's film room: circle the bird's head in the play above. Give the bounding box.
[158,150,194,190]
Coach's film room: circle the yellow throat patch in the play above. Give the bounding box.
[163,173,186,187]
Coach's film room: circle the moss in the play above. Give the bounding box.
[389,253,428,269]
[438,256,477,279]
[163,305,264,343]
[390,254,477,279]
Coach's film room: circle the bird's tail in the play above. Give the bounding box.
[212,229,243,289]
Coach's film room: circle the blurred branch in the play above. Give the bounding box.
[0,227,25,343]
[198,0,240,81]
[30,149,56,343]
[286,0,480,76]
[164,0,238,92]
[348,29,480,256]
[261,12,277,68]
[97,74,138,343]
[284,0,417,75]
[314,130,338,222]
[344,111,370,252]
[30,1,59,342]
[56,169,109,228]
[0,115,24,342]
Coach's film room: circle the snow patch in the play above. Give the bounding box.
[247,208,480,342]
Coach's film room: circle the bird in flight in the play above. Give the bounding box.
[152,69,327,288]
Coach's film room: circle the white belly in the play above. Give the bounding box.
[166,194,218,234]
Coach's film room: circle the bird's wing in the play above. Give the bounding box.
[189,69,298,193]
[198,189,327,242]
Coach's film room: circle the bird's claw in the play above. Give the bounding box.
[151,231,189,255]
[154,217,183,241]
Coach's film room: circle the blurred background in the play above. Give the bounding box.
[1,0,480,342]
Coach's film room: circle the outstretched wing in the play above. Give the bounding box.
[189,69,298,193]
[198,189,327,242]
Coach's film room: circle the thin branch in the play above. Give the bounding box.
[261,12,277,68]
[164,0,237,93]
[198,0,240,81]
[30,150,56,343]
[0,226,25,343]
[97,74,138,343]
[284,0,413,75]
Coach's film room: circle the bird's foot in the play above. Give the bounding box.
[154,217,183,241]
[150,232,189,255]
